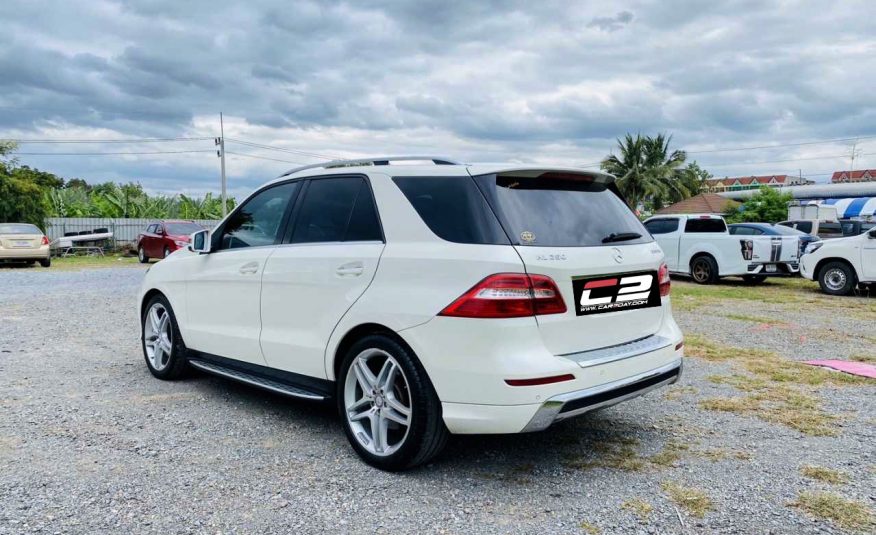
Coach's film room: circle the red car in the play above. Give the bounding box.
[137,220,204,263]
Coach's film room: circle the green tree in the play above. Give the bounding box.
[724,186,792,223]
[601,133,690,210]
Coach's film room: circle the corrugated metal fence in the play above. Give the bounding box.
[46,218,220,247]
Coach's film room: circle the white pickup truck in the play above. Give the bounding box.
[643,214,802,284]
[800,227,876,295]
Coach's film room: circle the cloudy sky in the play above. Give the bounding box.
[1,0,875,198]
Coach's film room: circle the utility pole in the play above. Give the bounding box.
[849,139,861,181]
[217,112,227,218]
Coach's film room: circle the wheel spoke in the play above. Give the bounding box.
[149,307,161,332]
[353,359,377,392]
[153,343,164,365]
[376,359,396,391]
[369,413,383,453]
[385,395,411,419]
[374,414,389,453]
[347,396,371,416]
[383,406,410,426]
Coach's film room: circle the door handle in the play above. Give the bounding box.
[336,261,364,277]
[239,261,259,275]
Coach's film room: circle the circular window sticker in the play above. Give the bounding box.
[520,231,536,243]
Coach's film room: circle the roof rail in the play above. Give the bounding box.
[279,156,464,177]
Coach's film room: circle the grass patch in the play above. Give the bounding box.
[566,438,695,472]
[661,481,713,518]
[722,312,788,325]
[790,491,874,532]
[48,254,143,271]
[690,336,871,436]
[801,465,849,485]
[700,448,752,462]
[851,354,876,364]
[579,521,600,534]
[663,385,698,400]
[621,499,653,520]
[649,441,689,468]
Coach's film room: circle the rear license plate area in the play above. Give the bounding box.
[572,270,661,316]
[765,264,777,273]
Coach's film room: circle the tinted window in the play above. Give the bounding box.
[645,218,679,235]
[291,177,374,244]
[729,226,762,235]
[393,176,509,244]
[146,224,157,233]
[344,182,383,242]
[473,173,650,247]
[770,225,807,236]
[165,222,203,235]
[818,223,842,237]
[220,182,299,249]
[684,218,727,233]
[794,221,813,234]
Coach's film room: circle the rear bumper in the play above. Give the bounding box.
[0,246,50,260]
[746,262,799,275]
[521,358,682,431]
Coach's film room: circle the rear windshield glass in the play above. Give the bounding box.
[392,176,510,244]
[473,173,651,247]
[0,223,41,234]
[165,222,203,235]
[684,218,727,233]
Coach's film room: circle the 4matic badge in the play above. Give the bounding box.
[571,270,661,316]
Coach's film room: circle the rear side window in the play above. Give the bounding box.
[684,218,727,233]
[818,223,842,237]
[644,218,679,235]
[290,177,382,243]
[729,226,762,236]
[473,173,650,247]
[146,224,157,233]
[794,221,812,234]
[392,176,509,244]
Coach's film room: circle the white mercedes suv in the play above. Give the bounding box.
[138,156,684,470]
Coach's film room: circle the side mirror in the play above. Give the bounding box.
[189,229,211,253]
[869,229,876,239]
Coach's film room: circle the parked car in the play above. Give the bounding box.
[136,220,204,263]
[800,227,876,295]
[728,222,819,261]
[0,223,51,267]
[643,214,801,284]
[777,219,844,239]
[138,157,684,470]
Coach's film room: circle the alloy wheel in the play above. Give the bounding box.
[143,303,173,371]
[693,261,709,282]
[343,348,412,457]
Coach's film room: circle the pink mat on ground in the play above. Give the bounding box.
[804,360,876,379]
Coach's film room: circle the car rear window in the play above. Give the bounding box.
[392,176,510,244]
[645,218,679,235]
[684,218,727,233]
[473,173,651,247]
[818,223,842,236]
[0,223,41,234]
[165,222,203,235]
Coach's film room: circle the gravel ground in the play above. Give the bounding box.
[0,267,874,534]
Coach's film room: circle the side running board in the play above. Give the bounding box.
[189,359,327,401]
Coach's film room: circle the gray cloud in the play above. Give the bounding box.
[587,10,634,32]
[0,0,874,193]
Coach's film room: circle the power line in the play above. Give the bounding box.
[225,151,308,165]
[226,138,340,160]
[686,135,876,154]
[14,150,215,155]
[702,152,875,167]
[4,136,213,143]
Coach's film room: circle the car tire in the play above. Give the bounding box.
[817,261,856,296]
[163,247,171,259]
[141,294,189,380]
[138,246,149,264]
[690,255,719,284]
[742,275,766,284]
[337,334,448,471]
[39,258,51,268]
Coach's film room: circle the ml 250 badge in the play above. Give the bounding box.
[571,271,661,316]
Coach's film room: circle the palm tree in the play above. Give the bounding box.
[600,133,690,210]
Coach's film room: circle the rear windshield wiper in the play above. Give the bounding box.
[601,232,642,243]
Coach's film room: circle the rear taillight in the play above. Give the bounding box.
[658,262,671,297]
[41,236,49,245]
[439,273,567,318]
